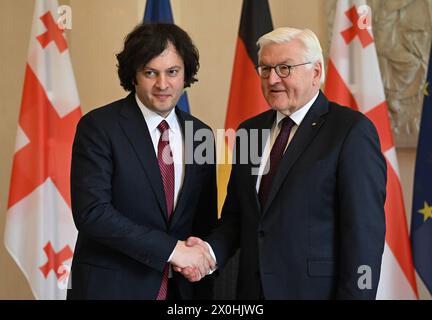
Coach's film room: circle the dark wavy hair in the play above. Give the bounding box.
[116,23,200,92]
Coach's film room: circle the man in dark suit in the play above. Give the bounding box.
[67,23,217,300]
[179,27,386,299]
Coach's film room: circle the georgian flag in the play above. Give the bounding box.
[4,0,81,299]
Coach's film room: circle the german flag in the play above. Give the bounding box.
[218,0,273,214]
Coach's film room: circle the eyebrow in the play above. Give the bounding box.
[143,65,183,71]
[259,59,295,66]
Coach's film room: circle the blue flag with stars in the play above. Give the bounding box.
[143,0,190,113]
[411,46,432,296]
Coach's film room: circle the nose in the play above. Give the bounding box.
[267,68,281,85]
[155,74,168,90]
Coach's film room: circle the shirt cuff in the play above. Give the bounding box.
[167,249,175,263]
[205,241,218,274]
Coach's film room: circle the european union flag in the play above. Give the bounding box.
[143,0,191,113]
[411,47,432,296]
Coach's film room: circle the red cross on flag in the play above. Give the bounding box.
[325,0,418,299]
[4,0,81,299]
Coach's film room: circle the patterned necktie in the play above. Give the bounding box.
[156,120,174,300]
[258,116,295,208]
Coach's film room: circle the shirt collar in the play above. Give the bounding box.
[275,91,319,127]
[135,94,180,134]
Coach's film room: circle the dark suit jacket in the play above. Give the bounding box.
[67,93,217,299]
[207,91,386,299]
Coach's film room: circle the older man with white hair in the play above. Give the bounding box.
[179,27,387,300]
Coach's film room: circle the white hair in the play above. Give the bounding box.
[257,27,325,84]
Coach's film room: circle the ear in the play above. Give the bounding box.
[312,61,322,86]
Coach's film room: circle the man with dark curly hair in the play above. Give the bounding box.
[67,23,217,300]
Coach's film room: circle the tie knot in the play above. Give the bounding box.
[280,116,295,132]
[157,120,170,134]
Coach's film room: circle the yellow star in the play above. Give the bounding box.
[424,81,429,96]
[418,201,432,222]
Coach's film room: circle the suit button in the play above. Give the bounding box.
[259,231,265,238]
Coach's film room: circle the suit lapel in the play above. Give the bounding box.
[247,111,276,212]
[168,108,193,228]
[118,94,168,222]
[262,92,329,215]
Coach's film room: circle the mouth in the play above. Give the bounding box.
[270,89,286,94]
[153,93,172,101]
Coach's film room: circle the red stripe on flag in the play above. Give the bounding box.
[324,59,359,111]
[384,161,418,296]
[7,64,81,209]
[225,38,269,135]
[364,101,394,153]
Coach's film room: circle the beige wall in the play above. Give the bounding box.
[0,0,423,299]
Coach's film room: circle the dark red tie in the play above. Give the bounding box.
[156,120,174,300]
[259,117,295,208]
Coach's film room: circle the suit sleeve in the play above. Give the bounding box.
[206,139,242,269]
[191,130,218,239]
[70,112,177,273]
[191,132,219,298]
[336,115,386,299]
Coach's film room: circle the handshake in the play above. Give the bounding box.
[170,236,216,282]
